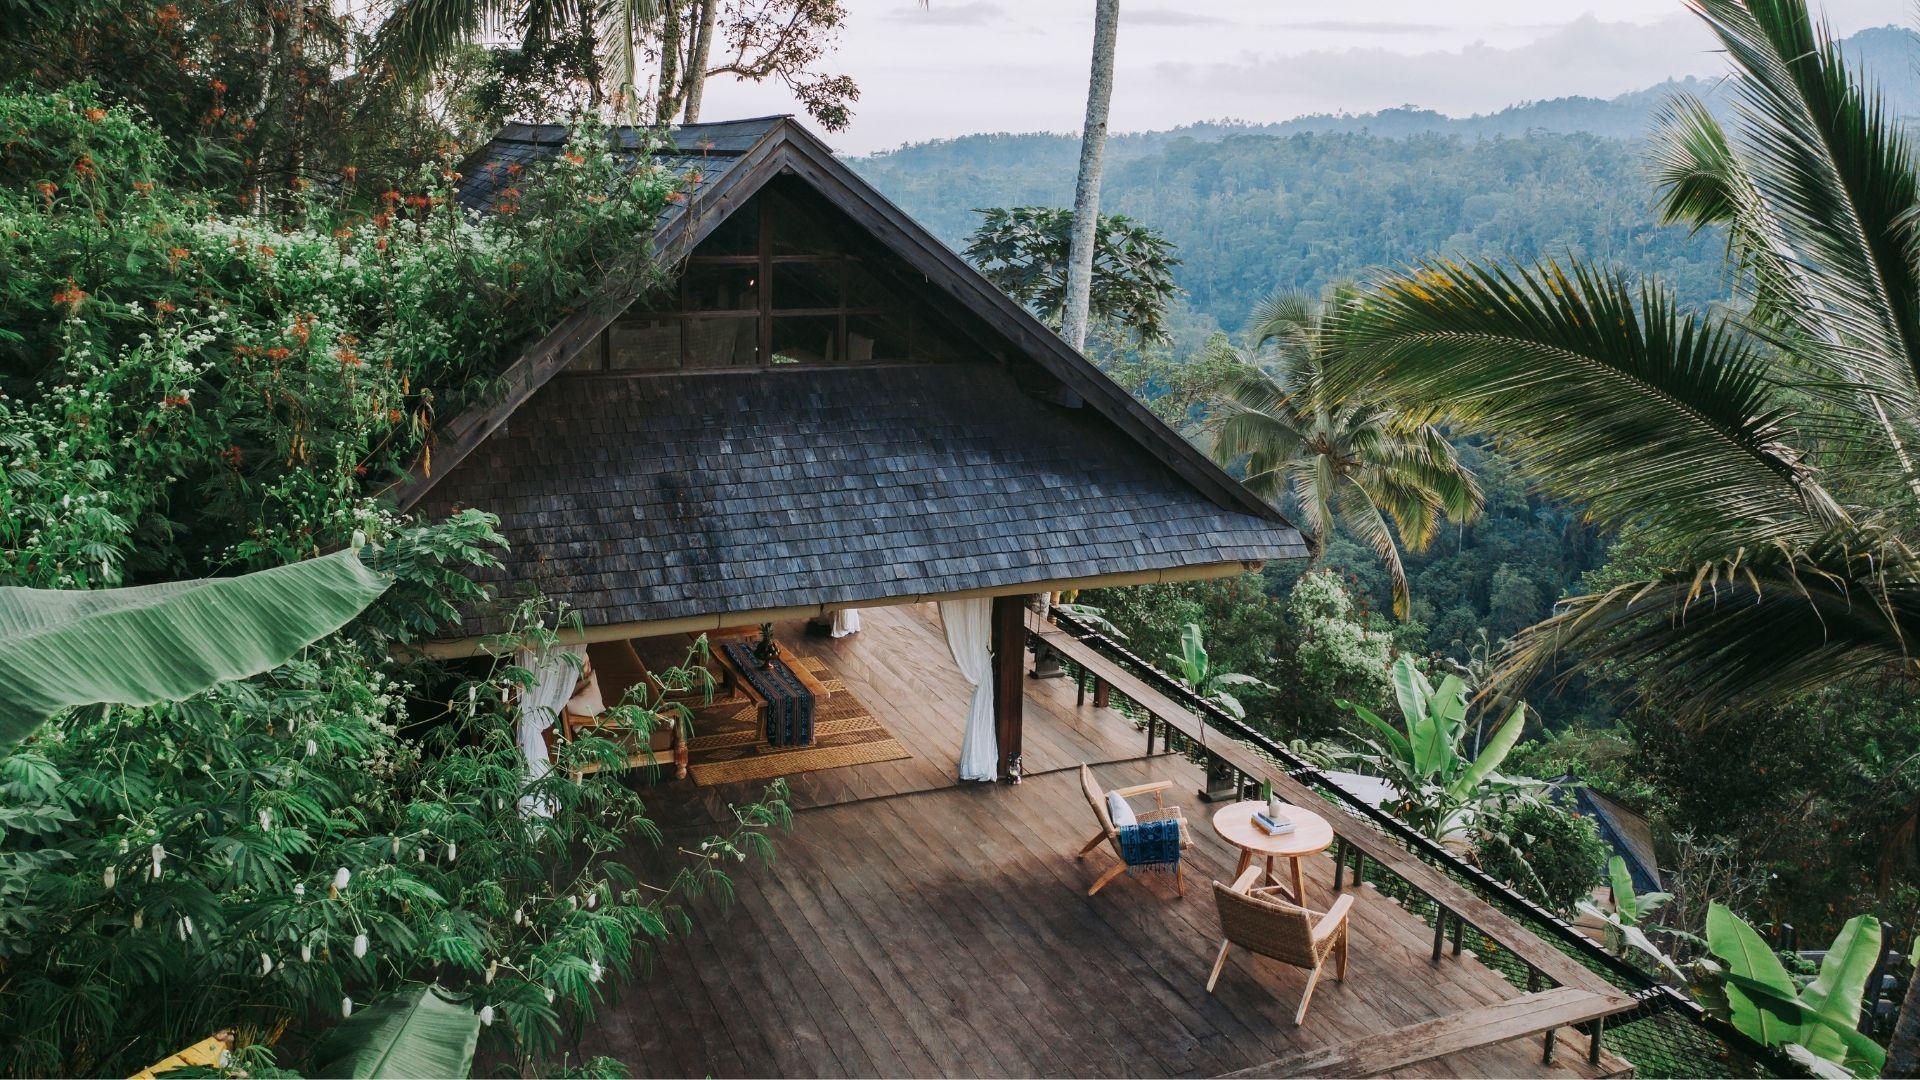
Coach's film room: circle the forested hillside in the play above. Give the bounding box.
[851,25,1919,330]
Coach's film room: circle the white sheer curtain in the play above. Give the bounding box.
[514,642,587,817]
[939,598,997,782]
[830,608,862,638]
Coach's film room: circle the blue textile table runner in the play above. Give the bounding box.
[1117,818,1182,871]
[720,641,817,747]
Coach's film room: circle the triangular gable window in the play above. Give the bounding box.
[568,177,986,373]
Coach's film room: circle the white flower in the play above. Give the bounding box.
[444,842,456,863]
[259,808,272,831]
[585,892,598,910]
[333,867,351,891]
[177,916,193,940]
[306,738,318,757]
[485,961,497,985]
[352,933,368,959]
[479,1005,495,1027]
[150,844,165,880]
[132,909,144,930]
[545,987,556,1004]
[589,959,603,984]
[260,953,273,976]
[102,865,116,889]
[342,997,353,1018]
[512,908,524,926]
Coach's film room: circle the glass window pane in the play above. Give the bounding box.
[683,263,760,312]
[767,188,841,256]
[771,316,838,365]
[692,199,759,256]
[772,260,840,310]
[847,312,910,363]
[607,318,682,371]
[684,317,760,368]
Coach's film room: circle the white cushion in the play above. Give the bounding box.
[565,669,605,717]
[1106,791,1137,828]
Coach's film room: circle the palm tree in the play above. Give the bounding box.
[1060,0,1120,352]
[1319,0,1920,729]
[1209,286,1483,618]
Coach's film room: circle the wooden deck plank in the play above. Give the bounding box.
[582,605,1635,1078]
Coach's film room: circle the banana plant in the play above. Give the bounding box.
[1703,903,1886,1077]
[1579,855,1688,980]
[309,985,481,1078]
[1338,656,1533,840]
[1164,622,1270,719]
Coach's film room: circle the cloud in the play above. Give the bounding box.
[1270,20,1449,33]
[1151,13,1723,117]
[1127,8,1228,27]
[886,1,1004,26]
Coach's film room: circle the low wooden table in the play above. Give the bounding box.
[1212,800,1335,906]
[707,634,831,747]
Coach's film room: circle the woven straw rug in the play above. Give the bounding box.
[685,653,910,786]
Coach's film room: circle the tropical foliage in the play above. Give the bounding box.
[963,205,1182,343]
[1338,657,1532,841]
[1475,800,1610,915]
[0,546,392,746]
[1702,904,1888,1076]
[1207,286,1482,617]
[1162,621,1270,720]
[0,87,791,1076]
[1323,0,1920,723]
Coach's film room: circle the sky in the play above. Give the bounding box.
[691,0,1913,154]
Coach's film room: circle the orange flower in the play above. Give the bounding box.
[335,347,361,367]
[72,154,95,180]
[132,181,154,193]
[210,79,227,94]
[340,165,358,183]
[51,279,87,311]
[34,181,55,204]
[84,107,108,123]
[381,190,402,204]
[562,152,585,166]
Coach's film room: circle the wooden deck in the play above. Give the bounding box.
[595,604,1635,1078]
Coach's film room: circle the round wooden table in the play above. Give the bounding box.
[1211,800,1335,906]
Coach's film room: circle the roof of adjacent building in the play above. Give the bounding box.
[401,115,1306,638]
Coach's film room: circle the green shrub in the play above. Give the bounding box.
[1476,799,1609,915]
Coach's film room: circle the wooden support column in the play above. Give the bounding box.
[990,594,1026,781]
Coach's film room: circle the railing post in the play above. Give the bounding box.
[1076,670,1088,707]
[1542,1027,1557,1066]
[1432,909,1448,964]
[1093,677,1110,709]
[1452,912,1465,957]
[1588,1016,1604,1066]
[1332,838,1346,892]
[1146,714,1157,755]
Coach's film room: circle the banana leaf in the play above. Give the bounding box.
[1412,674,1467,779]
[1391,658,1431,726]
[1345,702,1413,765]
[1708,902,1803,1049]
[1448,702,1525,800]
[310,986,481,1079]
[1608,855,1640,924]
[0,547,391,747]
[1798,915,1883,1068]
[1720,972,1888,1075]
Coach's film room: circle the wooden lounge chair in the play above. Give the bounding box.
[1207,864,1355,1024]
[559,640,688,779]
[1076,764,1194,896]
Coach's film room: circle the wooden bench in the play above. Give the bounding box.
[559,638,689,779]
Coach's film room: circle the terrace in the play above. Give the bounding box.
[583,604,1638,1078]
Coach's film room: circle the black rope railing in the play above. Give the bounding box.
[1045,608,1809,1079]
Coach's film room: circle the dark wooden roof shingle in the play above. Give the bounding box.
[420,363,1306,634]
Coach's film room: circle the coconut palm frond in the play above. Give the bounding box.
[372,0,497,82]
[1692,0,1920,429]
[1496,524,1920,721]
[1333,257,1841,554]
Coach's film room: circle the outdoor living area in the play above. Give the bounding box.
[580,602,1638,1079]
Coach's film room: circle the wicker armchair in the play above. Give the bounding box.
[1076,764,1194,897]
[1207,864,1354,1023]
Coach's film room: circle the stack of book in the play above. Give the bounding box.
[1253,810,1296,836]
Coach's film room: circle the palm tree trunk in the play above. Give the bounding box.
[682,0,718,122]
[656,3,683,126]
[1060,0,1118,353]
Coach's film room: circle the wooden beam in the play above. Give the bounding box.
[990,594,1027,780]
[414,559,1263,657]
[1222,987,1618,1078]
